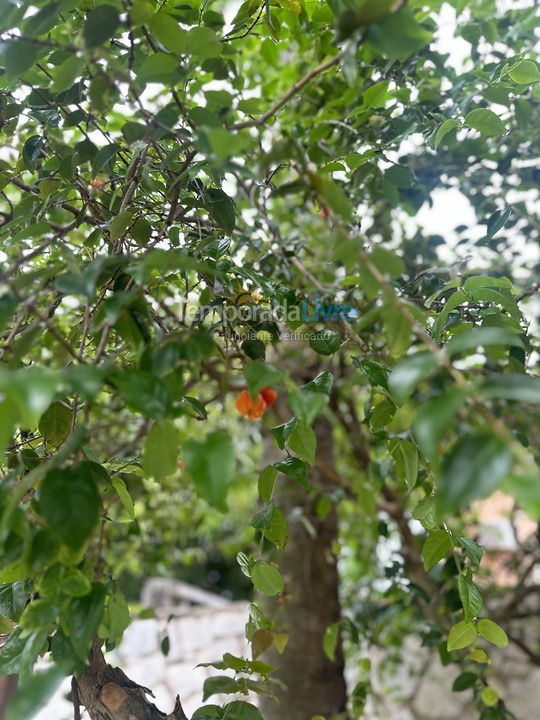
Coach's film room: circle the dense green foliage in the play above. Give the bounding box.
[0,0,538,718]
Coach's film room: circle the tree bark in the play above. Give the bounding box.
[76,641,187,720]
[260,415,347,720]
[0,675,18,720]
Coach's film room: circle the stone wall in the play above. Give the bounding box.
[35,577,539,720]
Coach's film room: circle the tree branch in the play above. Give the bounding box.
[231,51,344,130]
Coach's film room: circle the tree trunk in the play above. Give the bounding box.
[0,675,17,720]
[75,641,187,720]
[260,415,347,720]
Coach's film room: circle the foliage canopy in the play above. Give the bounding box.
[0,0,538,718]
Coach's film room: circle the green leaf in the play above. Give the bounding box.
[111,476,135,521]
[502,474,540,520]
[302,371,334,395]
[432,289,468,340]
[149,13,188,53]
[385,165,414,189]
[464,109,506,137]
[452,672,478,692]
[258,466,278,504]
[388,352,440,405]
[481,686,499,707]
[104,588,131,644]
[477,618,508,648]
[59,568,92,598]
[288,391,328,426]
[289,422,316,464]
[6,665,64,720]
[143,420,180,482]
[272,417,299,449]
[486,208,512,237]
[412,497,438,530]
[366,7,433,59]
[38,401,72,446]
[223,702,263,720]
[319,177,352,220]
[323,622,340,661]
[39,465,100,549]
[83,5,120,48]
[422,529,452,571]
[113,371,172,419]
[456,536,484,566]
[508,59,540,85]
[22,135,44,169]
[251,562,284,596]
[388,438,418,490]
[458,576,483,621]
[357,359,390,390]
[413,387,468,457]
[462,275,513,292]
[205,188,236,234]
[202,676,242,702]
[0,628,48,678]
[3,40,40,78]
[0,581,28,620]
[20,598,57,632]
[61,583,107,661]
[23,2,62,36]
[467,648,490,664]
[438,432,513,514]
[445,327,523,356]
[309,329,341,356]
[434,118,460,149]
[52,55,84,93]
[364,81,390,108]
[244,361,285,398]
[192,706,223,720]
[480,373,540,403]
[447,621,478,652]
[183,433,235,511]
[186,27,221,60]
[273,457,309,491]
[137,53,178,83]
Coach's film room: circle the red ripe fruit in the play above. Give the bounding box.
[235,387,277,419]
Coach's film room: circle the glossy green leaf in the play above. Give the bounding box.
[273,457,309,491]
[464,109,506,137]
[477,618,508,648]
[309,329,341,356]
[458,575,483,621]
[251,562,284,596]
[422,529,452,571]
[61,583,107,661]
[447,621,478,652]
[508,59,540,85]
[434,118,460,149]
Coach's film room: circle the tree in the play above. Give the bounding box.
[0,1,539,719]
